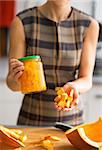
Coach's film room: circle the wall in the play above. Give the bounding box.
[16,0,47,14]
[72,0,102,22]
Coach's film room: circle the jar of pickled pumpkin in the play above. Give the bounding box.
[18,55,46,94]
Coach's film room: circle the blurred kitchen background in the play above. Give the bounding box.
[0,0,102,126]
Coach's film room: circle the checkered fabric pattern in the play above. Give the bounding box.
[17,7,91,126]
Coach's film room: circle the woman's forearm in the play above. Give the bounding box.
[68,76,92,94]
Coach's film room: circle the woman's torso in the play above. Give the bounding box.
[17,7,91,126]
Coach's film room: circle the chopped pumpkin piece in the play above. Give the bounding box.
[19,134,27,142]
[99,145,102,150]
[10,129,22,135]
[0,125,27,143]
[41,139,53,150]
[55,87,65,95]
[34,135,61,149]
[50,136,61,141]
[54,87,74,110]
[43,135,61,141]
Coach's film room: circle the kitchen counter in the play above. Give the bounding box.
[0,127,78,150]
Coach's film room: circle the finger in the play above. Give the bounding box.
[73,88,79,100]
[11,61,24,68]
[10,58,18,63]
[63,84,72,93]
[75,99,79,105]
[70,98,79,108]
[57,107,63,111]
[55,104,63,111]
[10,61,24,72]
[63,107,72,111]
[9,61,24,74]
[12,66,24,76]
[10,59,23,68]
[14,71,24,80]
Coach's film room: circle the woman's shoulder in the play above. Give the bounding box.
[15,7,38,26]
[72,7,91,19]
[72,7,96,27]
[16,7,37,19]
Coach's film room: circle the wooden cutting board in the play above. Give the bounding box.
[16,127,79,150]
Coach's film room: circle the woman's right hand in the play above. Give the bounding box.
[9,58,24,82]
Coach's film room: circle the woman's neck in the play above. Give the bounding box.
[38,1,71,22]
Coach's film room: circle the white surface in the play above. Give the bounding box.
[0,81,23,125]
[16,0,47,14]
[82,83,102,123]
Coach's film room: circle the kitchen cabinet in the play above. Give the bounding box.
[82,78,102,123]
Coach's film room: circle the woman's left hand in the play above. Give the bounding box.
[63,83,79,109]
[54,83,79,111]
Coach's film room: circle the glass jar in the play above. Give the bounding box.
[18,55,46,94]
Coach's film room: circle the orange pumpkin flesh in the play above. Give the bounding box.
[54,87,74,110]
[65,117,102,150]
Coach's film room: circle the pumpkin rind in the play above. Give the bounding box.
[65,117,102,150]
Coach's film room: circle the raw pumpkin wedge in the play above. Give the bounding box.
[65,116,102,150]
[0,125,27,149]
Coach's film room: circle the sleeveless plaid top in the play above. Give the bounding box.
[17,7,91,126]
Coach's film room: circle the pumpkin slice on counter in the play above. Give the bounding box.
[65,116,102,150]
[0,125,27,149]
